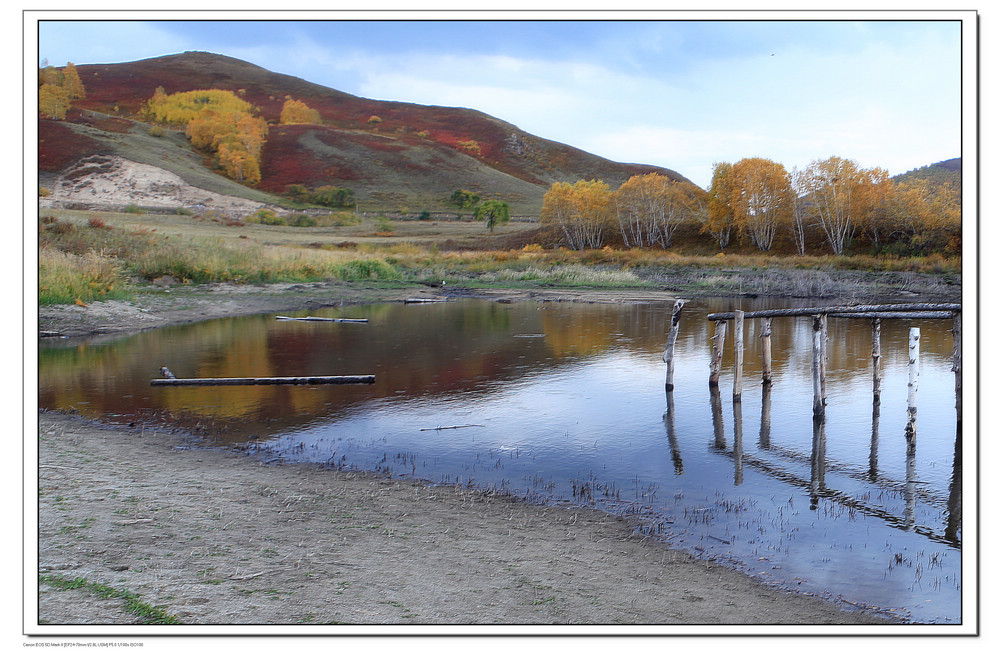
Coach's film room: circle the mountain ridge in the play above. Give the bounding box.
[40,51,692,215]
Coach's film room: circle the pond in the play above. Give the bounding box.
[37,297,963,624]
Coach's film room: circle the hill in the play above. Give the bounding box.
[39,51,692,216]
[892,158,961,187]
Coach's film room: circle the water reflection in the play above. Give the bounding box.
[38,297,963,623]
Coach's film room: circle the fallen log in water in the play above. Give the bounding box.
[151,375,375,387]
[275,316,368,323]
[404,298,448,304]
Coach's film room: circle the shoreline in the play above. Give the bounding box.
[33,279,960,629]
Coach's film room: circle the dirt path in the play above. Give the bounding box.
[35,411,895,629]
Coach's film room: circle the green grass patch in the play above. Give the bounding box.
[40,573,181,624]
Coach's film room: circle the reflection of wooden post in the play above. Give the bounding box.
[871,317,882,400]
[952,311,962,428]
[760,317,773,386]
[733,310,745,399]
[709,320,727,388]
[733,398,744,485]
[905,327,920,450]
[869,396,880,482]
[759,383,772,449]
[812,315,826,417]
[810,414,827,510]
[710,387,726,450]
[664,391,683,475]
[662,299,687,392]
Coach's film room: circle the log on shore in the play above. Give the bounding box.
[152,375,375,387]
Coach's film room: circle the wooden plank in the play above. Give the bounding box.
[733,310,745,399]
[709,320,727,388]
[276,316,368,323]
[906,327,920,448]
[152,375,375,387]
[662,299,686,392]
[952,311,962,427]
[871,317,882,399]
[706,303,961,321]
[832,311,954,320]
[812,314,826,417]
[760,317,773,386]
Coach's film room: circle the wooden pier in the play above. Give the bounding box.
[697,303,962,423]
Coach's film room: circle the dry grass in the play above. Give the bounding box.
[36,209,961,305]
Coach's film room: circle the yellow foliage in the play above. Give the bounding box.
[280,98,321,125]
[146,88,266,185]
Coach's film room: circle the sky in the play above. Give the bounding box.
[32,11,970,190]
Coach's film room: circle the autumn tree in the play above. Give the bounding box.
[789,167,810,255]
[541,180,613,250]
[38,83,70,120]
[614,173,700,248]
[280,98,321,125]
[62,62,85,100]
[727,157,793,251]
[475,199,511,232]
[38,61,85,121]
[796,156,892,255]
[701,162,736,250]
[146,89,267,184]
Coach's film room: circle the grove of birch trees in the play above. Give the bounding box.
[540,155,960,256]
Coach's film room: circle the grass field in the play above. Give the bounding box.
[36,209,962,306]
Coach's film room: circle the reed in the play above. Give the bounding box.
[39,247,131,305]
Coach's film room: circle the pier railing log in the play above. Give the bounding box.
[706,303,960,321]
[152,375,375,387]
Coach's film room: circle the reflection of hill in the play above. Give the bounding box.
[38,301,663,438]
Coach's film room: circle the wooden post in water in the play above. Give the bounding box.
[709,320,727,389]
[952,311,962,429]
[733,310,745,400]
[871,317,883,400]
[759,317,773,386]
[811,315,827,417]
[662,299,687,392]
[905,327,920,450]
[819,313,829,401]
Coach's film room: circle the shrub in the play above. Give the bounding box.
[288,214,318,227]
[335,258,399,281]
[246,209,286,225]
[123,204,146,214]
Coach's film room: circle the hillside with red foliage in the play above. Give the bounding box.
[47,51,692,214]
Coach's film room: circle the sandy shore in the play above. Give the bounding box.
[32,281,929,632]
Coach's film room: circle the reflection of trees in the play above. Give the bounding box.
[39,301,669,436]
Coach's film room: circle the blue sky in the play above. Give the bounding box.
[34,12,968,189]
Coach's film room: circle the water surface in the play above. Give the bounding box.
[38,297,963,623]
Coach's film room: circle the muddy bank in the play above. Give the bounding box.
[35,411,897,629]
[37,270,960,339]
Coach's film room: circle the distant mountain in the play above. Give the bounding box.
[893,158,961,187]
[39,51,693,215]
